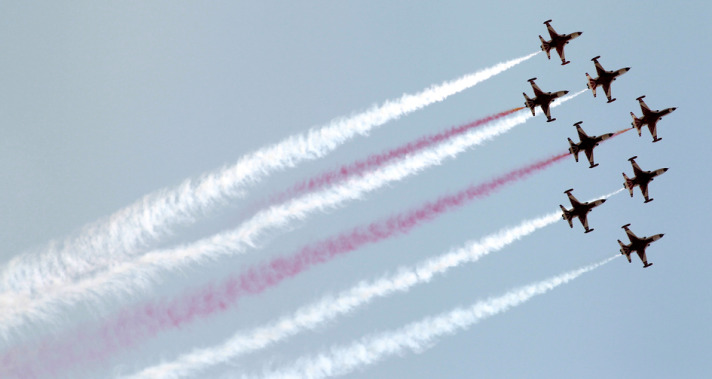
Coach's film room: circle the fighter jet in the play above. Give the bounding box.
[585,56,630,103]
[538,20,582,66]
[522,78,569,122]
[567,121,614,168]
[559,189,606,233]
[618,224,664,268]
[623,156,668,203]
[630,95,677,142]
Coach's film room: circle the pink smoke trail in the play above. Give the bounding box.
[1,150,568,378]
[268,107,525,206]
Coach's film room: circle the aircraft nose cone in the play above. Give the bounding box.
[663,168,669,173]
[624,67,631,72]
[672,107,677,111]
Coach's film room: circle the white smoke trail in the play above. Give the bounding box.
[0,52,539,300]
[125,189,620,379]
[0,90,585,338]
[253,256,619,379]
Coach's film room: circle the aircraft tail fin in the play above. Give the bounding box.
[630,112,643,136]
[622,173,635,197]
[618,240,632,262]
[560,205,573,228]
[539,36,551,59]
[585,73,597,97]
[567,138,579,162]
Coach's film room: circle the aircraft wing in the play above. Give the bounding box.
[638,98,651,114]
[636,249,648,265]
[530,81,544,97]
[639,181,650,200]
[540,102,551,119]
[630,159,644,176]
[576,125,589,141]
[647,120,659,141]
[594,61,606,77]
[602,81,613,101]
[555,45,566,62]
[546,24,559,39]
[579,213,590,230]
[584,147,595,167]
[566,191,581,207]
[625,227,638,241]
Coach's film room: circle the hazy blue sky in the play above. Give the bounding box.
[1,1,710,378]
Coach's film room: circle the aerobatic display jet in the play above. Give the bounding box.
[623,156,668,203]
[559,189,606,233]
[538,19,582,66]
[522,77,569,122]
[567,121,614,168]
[630,95,677,142]
[585,56,630,103]
[618,224,664,268]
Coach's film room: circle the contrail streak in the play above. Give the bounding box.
[1,150,577,377]
[0,90,583,339]
[253,256,619,379]
[0,52,539,301]
[127,190,622,379]
[268,107,524,206]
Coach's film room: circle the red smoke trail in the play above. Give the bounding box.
[1,149,568,378]
[613,126,634,137]
[269,107,525,205]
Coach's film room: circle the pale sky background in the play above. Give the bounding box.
[1,1,710,378]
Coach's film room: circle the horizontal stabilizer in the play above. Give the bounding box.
[560,205,574,228]
[622,173,635,197]
[539,36,551,59]
[585,73,597,97]
[568,138,579,161]
[630,113,643,134]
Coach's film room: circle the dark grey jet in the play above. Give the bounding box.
[567,121,614,168]
[618,224,664,268]
[630,95,677,142]
[538,19,583,66]
[585,56,630,103]
[560,189,606,233]
[623,156,668,203]
[522,77,569,122]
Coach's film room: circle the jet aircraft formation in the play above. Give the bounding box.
[531,20,675,268]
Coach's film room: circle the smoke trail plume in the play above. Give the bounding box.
[269,107,524,206]
[1,150,573,377]
[126,190,622,379]
[0,90,583,338]
[255,256,619,379]
[132,187,622,378]
[0,52,540,301]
